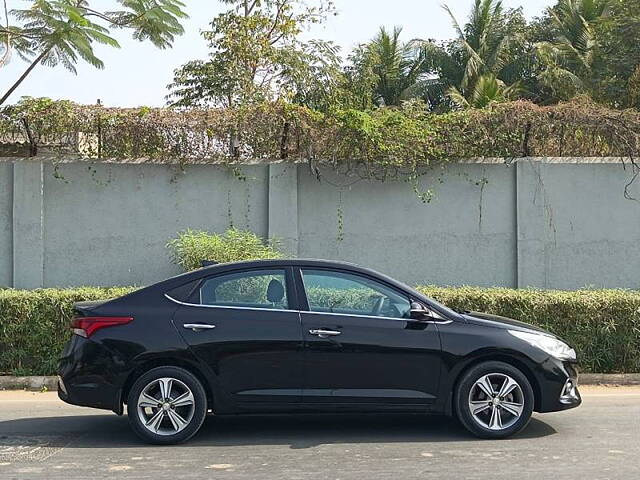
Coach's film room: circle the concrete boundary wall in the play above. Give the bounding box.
[1,157,640,290]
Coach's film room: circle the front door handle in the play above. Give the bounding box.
[309,329,341,338]
[183,323,216,332]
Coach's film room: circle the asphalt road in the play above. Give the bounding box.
[0,386,639,480]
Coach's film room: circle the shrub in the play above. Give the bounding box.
[0,287,136,375]
[1,286,639,375]
[167,228,284,272]
[418,286,640,374]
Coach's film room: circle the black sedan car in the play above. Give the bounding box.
[58,259,581,444]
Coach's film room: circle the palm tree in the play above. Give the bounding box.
[535,0,611,100]
[417,0,520,109]
[0,1,187,106]
[0,2,119,106]
[1,0,9,67]
[552,0,611,65]
[449,73,521,108]
[363,26,427,106]
[445,0,510,92]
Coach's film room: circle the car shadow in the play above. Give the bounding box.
[0,413,557,449]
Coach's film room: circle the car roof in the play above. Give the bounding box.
[150,258,375,292]
[157,258,407,293]
[199,258,364,271]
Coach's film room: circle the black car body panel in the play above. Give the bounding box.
[461,311,552,334]
[172,302,305,409]
[58,259,581,418]
[299,313,441,406]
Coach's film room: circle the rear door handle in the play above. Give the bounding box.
[309,329,341,338]
[183,323,216,332]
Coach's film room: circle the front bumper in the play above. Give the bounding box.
[536,358,581,412]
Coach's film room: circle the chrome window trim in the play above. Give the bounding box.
[164,294,299,313]
[302,310,452,324]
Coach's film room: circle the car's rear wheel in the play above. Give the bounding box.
[127,366,207,444]
[455,361,534,439]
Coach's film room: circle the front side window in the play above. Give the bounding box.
[301,269,411,319]
[199,269,288,309]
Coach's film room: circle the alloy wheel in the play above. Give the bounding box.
[136,377,196,436]
[468,373,525,431]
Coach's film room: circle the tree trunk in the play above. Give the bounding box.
[280,120,290,160]
[0,48,50,106]
[1,0,11,68]
[21,117,37,157]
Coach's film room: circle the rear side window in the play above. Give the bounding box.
[198,269,289,310]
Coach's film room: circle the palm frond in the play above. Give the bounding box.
[447,85,469,108]
[442,4,467,42]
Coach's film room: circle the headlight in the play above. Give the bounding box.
[508,330,576,361]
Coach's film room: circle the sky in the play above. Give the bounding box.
[1,0,555,107]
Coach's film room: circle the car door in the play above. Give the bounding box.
[171,267,303,407]
[297,267,442,407]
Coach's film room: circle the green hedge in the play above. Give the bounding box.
[1,286,639,375]
[0,287,136,375]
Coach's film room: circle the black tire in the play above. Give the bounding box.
[127,366,207,445]
[454,361,534,439]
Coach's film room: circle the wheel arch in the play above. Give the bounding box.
[118,357,214,414]
[445,352,542,416]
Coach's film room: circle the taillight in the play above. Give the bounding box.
[70,316,133,338]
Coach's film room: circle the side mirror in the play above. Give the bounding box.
[409,301,446,322]
[409,302,431,321]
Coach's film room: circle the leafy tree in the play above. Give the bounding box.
[0,0,188,106]
[167,0,341,110]
[591,0,640,107]
[341,44,378,110]
[279,39,344,111]
[507,12,560,104]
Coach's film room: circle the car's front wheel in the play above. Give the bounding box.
[455,361,534,439]
[127,366,207,444]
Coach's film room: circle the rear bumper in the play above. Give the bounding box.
[57,375,120,412]
[58,335,122,413]
[536,358,581,413]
